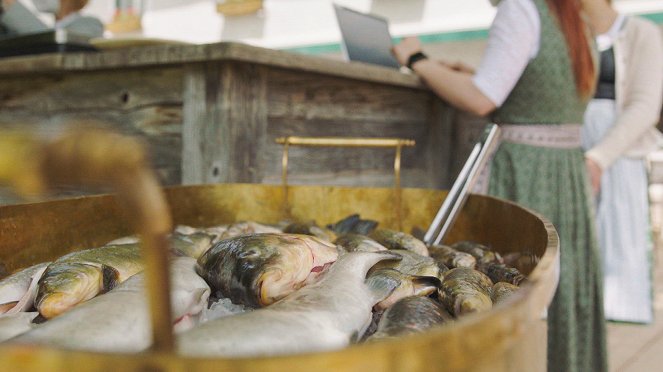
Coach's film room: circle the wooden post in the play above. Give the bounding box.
[425,98,455,189]
[183,61,268,184]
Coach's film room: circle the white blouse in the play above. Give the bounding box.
[472,0,541,107]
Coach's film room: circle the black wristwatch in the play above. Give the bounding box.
[406,51,428,70]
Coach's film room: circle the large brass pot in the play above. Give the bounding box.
[0,183,558,372]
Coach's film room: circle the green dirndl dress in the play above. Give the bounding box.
[488,140,607,372]
[484,0,608,370]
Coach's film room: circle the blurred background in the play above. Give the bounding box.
[17,0,663,66]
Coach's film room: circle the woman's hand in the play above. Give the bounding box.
[439,60,476,74]
[392,37,423,66]
[585,157,603,195]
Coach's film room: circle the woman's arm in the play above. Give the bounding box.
[585,19,663,170]
[392,37,495,116]
[391,0,540,117]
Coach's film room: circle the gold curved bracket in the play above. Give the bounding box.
[275,136,415,229]
[0,129,174,352]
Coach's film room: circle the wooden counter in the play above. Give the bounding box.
[0,42,482,201]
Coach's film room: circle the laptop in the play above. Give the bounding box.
[333,4,401,69]
[0,30,97,58]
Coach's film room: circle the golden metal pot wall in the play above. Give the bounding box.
[0,184,559,372]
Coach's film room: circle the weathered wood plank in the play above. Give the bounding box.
[183,62,268,184]
[449,110,490,179]
[0,68,182,111]
[0,42,424,90]
[423,99,454,189]
[0,109,183,186]
[266,68,430,123]
[0,45,454,193]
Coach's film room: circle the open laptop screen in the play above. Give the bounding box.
[333,4,401,69]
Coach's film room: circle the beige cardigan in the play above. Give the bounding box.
[585,16,663,170]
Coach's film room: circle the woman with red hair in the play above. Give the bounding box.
[393,0,606,371]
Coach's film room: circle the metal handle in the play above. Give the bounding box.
[275,136,415,229]
[0,129,174,352]
[425,124,501,245]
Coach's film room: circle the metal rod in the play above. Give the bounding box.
[424,143,481,245]
[394,143,403,231]
[276,136,414,228]
[275,136,415,148]
[281,139,290,215]
[433,124,501,245]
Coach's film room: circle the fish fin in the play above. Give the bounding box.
[352,220,378,235]
[365,269,402,303]
[170,248,187,257]
[412,276,442,296]
[31,313,48,324]
[328,214,361,234]
[101,265,120,293]
[349,330,362,344]
[410,226,426,240]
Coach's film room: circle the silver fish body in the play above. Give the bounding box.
[283,222,337,243]
[335,233,387,253]
[178,251,399,357]
[451,241,502,265]
[429,244,477,269]
[369,296,452,340]
[170,231,217,259]
[371,249,440,278]
[477,262,526,286]
[0,312,38,342]
[438,267,493,316]
[491,282,520,304]
[10,257,209,352]
[221,221,282,239]
[0,263,49,314]
[369,229,429,257]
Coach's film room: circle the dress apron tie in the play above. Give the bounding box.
[473,124,583,194]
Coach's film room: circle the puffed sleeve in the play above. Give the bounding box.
[472,0,540,107]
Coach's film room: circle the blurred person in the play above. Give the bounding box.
[581,0,663,323]
[392,0,607,371]
[0,0,48,38]
[0,0,102,39]
[33,0,103,38]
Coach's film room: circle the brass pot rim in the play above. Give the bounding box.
[0,183,559,371]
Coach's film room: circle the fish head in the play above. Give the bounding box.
[256,234,338,305]
[35,263,106,319]
[454,293,493,315]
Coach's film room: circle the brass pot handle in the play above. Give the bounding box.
[0,129,174,352]
[275,136,415,230]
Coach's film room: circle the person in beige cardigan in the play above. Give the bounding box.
[581,0,663,323]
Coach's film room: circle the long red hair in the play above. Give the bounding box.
[546,0,595,98]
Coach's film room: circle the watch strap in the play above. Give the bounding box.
[406,51,428,69]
